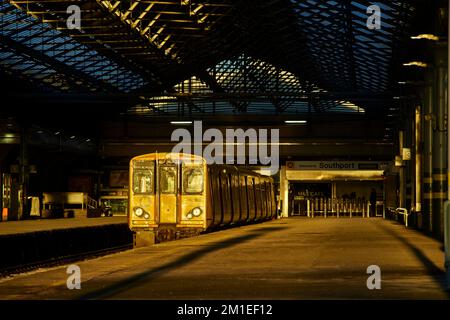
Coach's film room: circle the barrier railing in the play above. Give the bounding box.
[395,208,409,227]
[306,198,370,218]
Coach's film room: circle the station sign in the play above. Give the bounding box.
[402,148,411,161]
[286,161,389,171]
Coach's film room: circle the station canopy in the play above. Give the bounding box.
[0,0,416,124]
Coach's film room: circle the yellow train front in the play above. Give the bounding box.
[129,153,277,245]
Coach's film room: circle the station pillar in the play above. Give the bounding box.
[399,130,406,209]
[432,44,448,238]
[18,126,29,220]
[415,105,423,227]
[279,166,289,218]
[423,82,434,233]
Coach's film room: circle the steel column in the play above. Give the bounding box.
[415,105,422,227]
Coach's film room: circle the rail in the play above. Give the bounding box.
[0,244,132,278]
[395,208,409,227]
[306,198,370,218]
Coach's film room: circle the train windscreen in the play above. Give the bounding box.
[182,166,204,194]
[159,166,177,194]
[132,160,155,194]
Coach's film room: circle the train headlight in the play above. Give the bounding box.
[187,213,193,219]
[134,207,144,217]
[192,207,202,217]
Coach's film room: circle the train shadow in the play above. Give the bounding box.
[375,221,449,295]
[79,226,288,300]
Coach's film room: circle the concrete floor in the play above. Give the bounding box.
[0,216,127,235]
[0,217,448,300]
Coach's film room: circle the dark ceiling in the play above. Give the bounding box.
[0,0,441,143]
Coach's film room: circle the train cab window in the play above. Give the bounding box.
[159,166,177,194]
[132,160,155,194]
[183,166,204,194]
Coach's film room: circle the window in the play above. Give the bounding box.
[183,166,204,194]
[133,160,154,194]
[160,166,177,194]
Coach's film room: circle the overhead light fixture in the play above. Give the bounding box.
[411,34,439,41]
[70,136,76,139]
[403,61,428,68]
[285,120,307,124]
[54,131,61,135]
[170,121,193,125]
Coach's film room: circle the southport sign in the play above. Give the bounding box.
[286,161,390,171]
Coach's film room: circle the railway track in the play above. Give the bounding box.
[0,244,133,278]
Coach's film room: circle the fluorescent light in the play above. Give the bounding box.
[170,121,193,125]
[403,61,428,68]
[285,120,307,124]
[411,34,439,41]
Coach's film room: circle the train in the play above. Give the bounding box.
[128,152,277,244]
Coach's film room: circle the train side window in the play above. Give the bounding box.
[182,166,204,194]
[267,182,272,207]
[240,176,248,218]
[159,166,177,194]
[211,168,222,223]
[132,160,155,194]
[221,172,232,213]
[228,174,234,206]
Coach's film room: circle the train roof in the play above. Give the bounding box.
[130,153,206,163]
[130,153,274,181]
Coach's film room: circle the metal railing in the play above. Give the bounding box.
[395,208,409,227]
[306,198,370,218]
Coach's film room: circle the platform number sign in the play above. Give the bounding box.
[66,265,81,290]
[402,148,412,161]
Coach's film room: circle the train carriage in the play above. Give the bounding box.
[129,153,277,245]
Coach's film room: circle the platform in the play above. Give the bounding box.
[0,217,448,300]
[0,217,127,236]
[0,217,131,271]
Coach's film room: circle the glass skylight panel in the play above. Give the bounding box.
[0,2,147,92]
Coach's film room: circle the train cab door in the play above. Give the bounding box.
[158,164,178,224]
